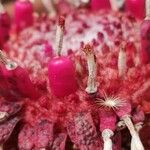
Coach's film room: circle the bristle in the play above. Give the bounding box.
[95,96,125,110]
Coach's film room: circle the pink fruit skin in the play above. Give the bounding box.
[11,66,38,99]
[0,12,10,48]
[48,56,78,97]
[132,106,145,124]
[14,0,33,32]
[0,64,20,100]
[2,66,38,99]
[126,0,145,19]
[140,20,150,64]
[91,0,111,11]
[99,110,117,132]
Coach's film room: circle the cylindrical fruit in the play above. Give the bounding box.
[91,0,111,11]
[14,0,33,31]
[0,12,10,48]
[126,0,145,19]
[2,64,38,99]
[48,56,78,97]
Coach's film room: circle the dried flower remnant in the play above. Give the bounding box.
[115,100,144,150]
[118,46,127,78]
[83,44,98,94]
[55,16,65,56]
[41,0,57,17]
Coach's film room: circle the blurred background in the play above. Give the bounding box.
[1,0,48,18]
